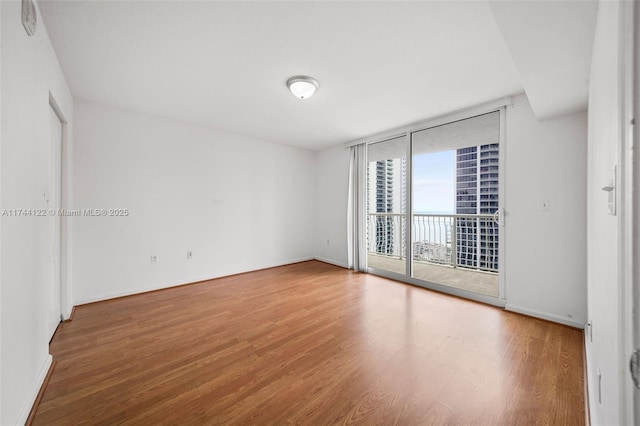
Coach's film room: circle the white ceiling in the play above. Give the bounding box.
[38,1,597,150]
[490,0,597,120]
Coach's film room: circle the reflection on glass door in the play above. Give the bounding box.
[366,136,407,276]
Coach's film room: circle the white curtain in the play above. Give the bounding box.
[347,143,367,272]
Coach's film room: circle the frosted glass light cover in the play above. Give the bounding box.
[286,76,318,99]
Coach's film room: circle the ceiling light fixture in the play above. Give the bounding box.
[286,75,318,99]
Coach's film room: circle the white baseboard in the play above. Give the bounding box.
[314,257,349,269]
[505,303,586,328]
[61,306,73,321]
[74,256,316,305]
[17,354,53,425]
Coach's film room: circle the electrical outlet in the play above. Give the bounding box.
[151,255,158,264]
[187,250,193,259]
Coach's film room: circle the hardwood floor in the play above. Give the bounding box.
[32,261,584,425]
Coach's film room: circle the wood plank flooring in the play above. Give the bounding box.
[32,261,585,425]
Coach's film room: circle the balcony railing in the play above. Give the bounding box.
[367,213,499,273]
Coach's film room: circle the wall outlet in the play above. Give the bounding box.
[187,250,193,259]
[151,255,158,264]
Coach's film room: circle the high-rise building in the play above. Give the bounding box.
[455,147,478,268]
[374,159,394,254]
[367,157,406,257]
[455,143,499,271]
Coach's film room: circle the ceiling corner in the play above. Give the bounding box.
[489,0,598,120]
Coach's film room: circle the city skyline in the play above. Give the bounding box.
[368,141,500,272]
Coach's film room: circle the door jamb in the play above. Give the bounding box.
[619,0,637,423]
[48,93,71,321]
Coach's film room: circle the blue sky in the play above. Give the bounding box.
[412,150,455,213]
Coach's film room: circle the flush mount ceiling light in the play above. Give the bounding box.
[286,76,318,99]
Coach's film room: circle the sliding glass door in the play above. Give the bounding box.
[366,110,504,301]
[411,112,501,297]
[366,136,408,276]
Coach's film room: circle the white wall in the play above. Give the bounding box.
[504,94,588,327]
[1,0,74,424]
[72,101,315,303]
[314,94,588,327]
[585,1,625,424]
[314,144,350,267]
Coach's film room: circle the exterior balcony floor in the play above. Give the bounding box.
[367,253,498,297]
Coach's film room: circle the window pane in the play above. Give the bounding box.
[366,136,407,275]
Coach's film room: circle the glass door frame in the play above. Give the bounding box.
[364,99,508,307]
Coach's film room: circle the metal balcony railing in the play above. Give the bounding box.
[367,213,499,273]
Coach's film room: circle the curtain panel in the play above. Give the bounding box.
[347,143,367,272]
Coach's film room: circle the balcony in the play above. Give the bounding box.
[367,213,499,297]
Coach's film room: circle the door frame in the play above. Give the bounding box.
[616,2,640,424]
[48,93,72,323]
[48,102,62,339]
[633,1,640,421]
[498,107,507,301]
[361,97,511,307]
[620,0,638,422]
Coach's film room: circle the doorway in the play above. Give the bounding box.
[47,103,62,340]
[366,110,505,303]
